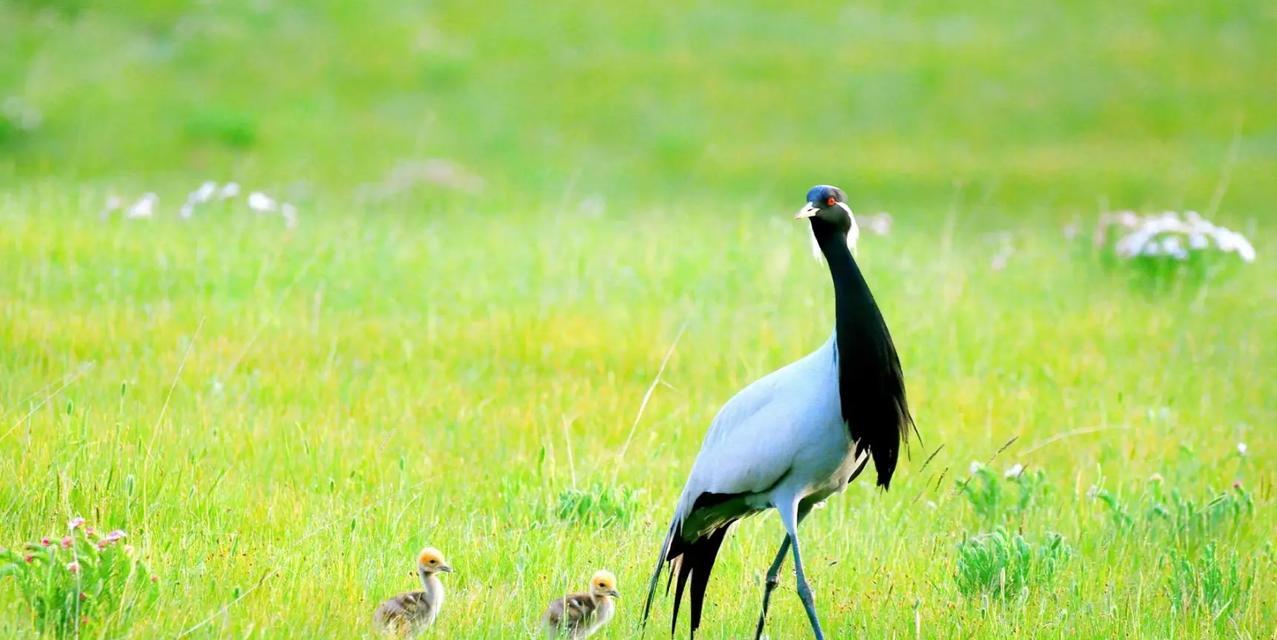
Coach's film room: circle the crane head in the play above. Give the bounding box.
[795,185,860,254]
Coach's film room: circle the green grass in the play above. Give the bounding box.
[2,0,1276,637]
[1,202,1272,638]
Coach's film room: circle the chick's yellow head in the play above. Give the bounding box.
[417,547,451,572]
[590,570,618,596]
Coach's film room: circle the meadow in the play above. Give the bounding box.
[2,1,1275,638]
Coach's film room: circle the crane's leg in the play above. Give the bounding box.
[779,498,824,640]
[752,535,790,640]
[753,504,811,639]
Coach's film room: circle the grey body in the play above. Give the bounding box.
[542,593,615,639]
[373,573,444,637]
[675,335,861,537]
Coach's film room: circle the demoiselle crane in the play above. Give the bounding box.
[542,570,621,639]
[373,547,454,637]
[642,185,915,639]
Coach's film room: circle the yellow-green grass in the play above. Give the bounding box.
[1,196,1273,638]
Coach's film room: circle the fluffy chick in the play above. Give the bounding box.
[373,547,453,637]
[542,570,619,639]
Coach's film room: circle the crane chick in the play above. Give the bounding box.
[542,570,619,639]
[373,547,453,637]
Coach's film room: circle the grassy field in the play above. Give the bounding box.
[2,1,1276,638]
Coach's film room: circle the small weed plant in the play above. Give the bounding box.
[955,528,1070,599]
[0,518,157,638]
[553,483,642,527]
[1166,542,1250,621]
[960,465,1051,525]
[1147,484,1253,547]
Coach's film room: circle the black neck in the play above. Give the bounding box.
[810,218,913,488]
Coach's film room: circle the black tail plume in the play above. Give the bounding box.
[686,526,728,635]
[665,525,729,639]
[642,521,677,632]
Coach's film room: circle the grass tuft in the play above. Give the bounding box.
[955,529,1070,600]
[552,484,642,528]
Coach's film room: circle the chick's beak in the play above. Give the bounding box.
[608,589,620,598]
[438,564,454,573]
[794,202,820,219]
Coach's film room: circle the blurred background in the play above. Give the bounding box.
[2,2,1275,638]
[3,0,1274,216]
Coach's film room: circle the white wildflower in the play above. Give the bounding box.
[247,191,277,213]
[219,182,241,199]
[1237,442,1247,456]
[182,181,225,217]
[1160,236,1187,260]
[1148,473,1164,483]
[191,181,218,204]
[925,500,937,510]
[126,193,157,219]
[968,461,983,475]
[1004,463,1024,479]
[1228,232,1255,262]
[1107,210,1255,264]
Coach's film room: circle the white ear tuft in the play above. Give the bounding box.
[838,202,860,253]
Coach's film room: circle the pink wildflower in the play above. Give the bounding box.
[23,554,34,563]
[61,536,73,549]
[40,537,51,546]
[68,517,86,531]
[66,561,80,574]
[103,530,127,543]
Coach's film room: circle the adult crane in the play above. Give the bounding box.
[642,185,916,639]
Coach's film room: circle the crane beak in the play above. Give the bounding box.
[794,202,820,219]
[438,564,454,573]
[607,589,620,598]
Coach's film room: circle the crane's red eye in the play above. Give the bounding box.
[826,197,836,207]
